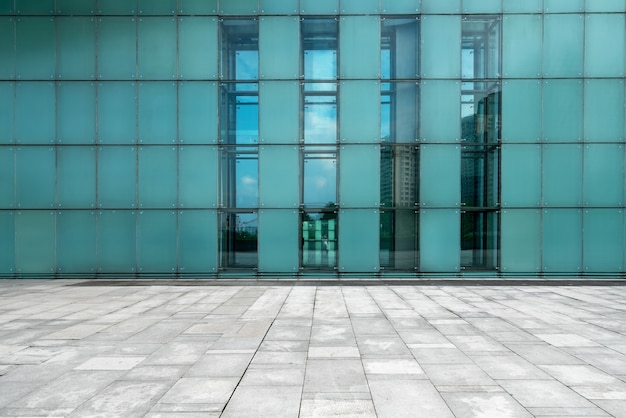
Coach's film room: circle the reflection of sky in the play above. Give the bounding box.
[304,103,336,143]
[305,50,336,79]
[304,156,336,206]
[236,51,258,80]
[235,100,258,144]
[236,158,258,207]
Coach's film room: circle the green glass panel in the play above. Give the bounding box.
[420,80,460,142]
[220,0,257,14]
[138,17,176,80]
[300,0,338,14]
[501,145,541,207]
[420,145,460,207]
[179,82,218,144]
[463,0,501,13]
[57,82,96,144]
[98,0,136,15]
[97,17,136,80]
[97,210,136,273]
[16,147,55,208]
[421,0,461,13]
[544,0,584,12]
[138,210,176,273]
[57,18,96,80]
[15,0,54,14]
[15,82,54,144]
[260,0,298,14]
[15,211,55,274]
[339,145,380,208]
[584,144,624,207]
[503,0,542,12]
[542,209,582,273]
[179,146,218,208]
[340,16,380,79]
[259,146,298,208]
[0,147,14,208]
[420,209,460,272]
[584,209,623,273]
[259,17,299,80]
[0,0,14,14]
[0,83,14,144]
[586,0,626,12]
[138,0,176,14]
[0,211,14,274]
[16,18,55,79]
[179,17,218,80]
[381,0,420,13]
[421,16,460,78]
[97,82,136,144]
[542,144,582,207]
[138,82,177,144]
[178,210,218,273]
[57,210,96,273]
[543,80,583,142]
[585,14,625,77]
[543,14,583,77]
[57,147,96,208]
[260,82,299,144]
[0,18,15,79]
[97,146,136,208]
[339,209,379,272]
[340,81,380,143]
[341,0,378,13]
[502,15,541,78]
[500,210,541,273]
[258,209,299,273]
[179,0,217,14]
[501,80,541,142]
[138,146,177,208]
[585,79,625,142]
[56,0,96,14]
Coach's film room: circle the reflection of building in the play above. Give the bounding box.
[0,3,625,278]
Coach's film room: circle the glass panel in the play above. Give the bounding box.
[502,15,541,78]
[584,80,625,142]
[179,146,219,208]
[381,0,420,14]
[137,0,176,14]
[421,15,461,78]
[382,18,419,80]
[259,16,299,80]
[15,211,55,274]
[219,83,259,144]
[340,16,380,79]
[420,145,460,207]
[542,144,583,207]
[258,209,299,272]
[138,146,177,208]
[542,209,582,273]
[220,147,259,208]
[97,146,136,208]
[178,210,218,274]
[220,0,257,14]
[179,0,216,14]
[463,0,501,13]
[500,209,541,273]
[503,0,542,12]
[15,82,54,144]
[340,81,379,143]
[97,210,136,273]
[138,17,176,80]
[461,211,498,270]
[420,80,460,142]
[16,147,55,208]
[544,0,584,12]
[382,82,418,143]
[15,0,54,15]
[380,145,418,208]
[543,80,583,142]
[57,17,96,80]
[0,83,14,144]
[543,14,583,78]
[585,14,625,77]
[462,17,500,79]
[341,0,378,13]
[501,145,541,207]
[584,144,624,207]
[303,149,337,208]
[339,209,379,272]
[97,82,136,144]
[501,80,541,142]
[586,0,626,12]
[340,145,380,208]
[220,20,258,80]
[421,0,461,13]
[461,82,501,143]
[303,18,337,81]
[57,210,96,274]
[179,82,218,144]
[0,0,14,14]
[420,209,460,272]
[138,82,177,144]
[179,17,218,80]
[260,0,298,14]
[584,209,623,273]
[57,146,96,209]
[138,210,176,274]
[56,0,96,14]
[0,147,14,208]
[97,0,136,15]
[301,212,337,269]
[380,210,417,270]
[259,146,299,208]
[461,145,499,207]
[0,18,15,79]
[300,0,338,14]
[0,211,14,274]
[219,211,258,268]
[97,17,137,80]
[260,82,299,144]
[57,82,96,144]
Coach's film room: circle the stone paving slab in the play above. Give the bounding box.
[0,280,626,417]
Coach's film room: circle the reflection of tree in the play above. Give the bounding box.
[321,202,337,220]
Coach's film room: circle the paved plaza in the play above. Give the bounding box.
[1,280,626,417]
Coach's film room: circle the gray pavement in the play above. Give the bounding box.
[1,280,626,417]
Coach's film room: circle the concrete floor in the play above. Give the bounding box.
[1,280,626,417]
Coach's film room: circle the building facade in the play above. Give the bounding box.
[0,0,625,278]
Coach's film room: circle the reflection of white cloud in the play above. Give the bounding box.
[305,107,337,142]
[314,178,327,188]
[241,176,257,185]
